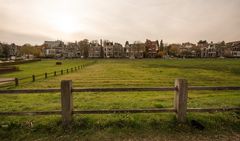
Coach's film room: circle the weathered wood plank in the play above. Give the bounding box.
[73,108,176,114]
[0,89,60,94]
[187,107,240,112]
[0,111,61,116]
[188,86,240,91]
[61,80,73,125]
[72,87,176,92]
[175,79,188,123]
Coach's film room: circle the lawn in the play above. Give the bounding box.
[0,59,240,140]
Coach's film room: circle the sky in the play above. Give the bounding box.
[0,0,240,45]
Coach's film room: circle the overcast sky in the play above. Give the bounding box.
[0,0,240,45]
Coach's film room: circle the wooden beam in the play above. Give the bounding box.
[0,89,60,94]
[174,79,188,123]
[72,87,175,92]
[61,80,73,126]
[187,107,240,112]
[0,111,61,116]
[73,108,175,114]
[189,86,240,91]
[32,75,35,82]
[15,78,19,86]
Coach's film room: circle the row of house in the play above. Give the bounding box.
[1,39,240,60]
[43,39,240,59]
[168,40,240,58]
[43,39,162,59]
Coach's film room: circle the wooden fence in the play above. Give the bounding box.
[0,61,96,88]
[0,79,239,126]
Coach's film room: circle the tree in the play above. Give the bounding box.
[20,44,42,58]
[168,44,180,57]
[79,39,89,58]
[2,44,10,59]
[157,51,167,58]
[191,46,201,57]
[159,40,164,51]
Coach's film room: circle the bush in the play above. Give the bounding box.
[56,62,62,65]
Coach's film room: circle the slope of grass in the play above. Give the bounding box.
[0,59,92,79]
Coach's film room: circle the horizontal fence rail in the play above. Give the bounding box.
[188,86,240,91]
[1,86,240,94]
[0,88,60,94]
[0,79,239,126]
[0,61,97,88]
[72,87,176,92]
[0,108,240,116]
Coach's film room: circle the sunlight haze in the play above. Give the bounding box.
[0,0,240,45]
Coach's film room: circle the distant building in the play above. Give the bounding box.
[43,40,64,58]
[124,41,145,59]
[130,42,145,59]
[226,41,240,57]
[197,40,208,48]
[103,40,114,58]
[124,41,131,58]
[179,42,196,58]
[201,42,223,58]
[113,43,124,58]
[64,42,82,58]
[88,41,101,58]
[145,39,159,58]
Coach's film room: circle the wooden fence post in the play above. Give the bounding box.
[15,78,19,86]
[45,73,47,79]
[54,71,57,76]
[61,80,73,126]
[61,70,63,75]
[174,79,188,122]
[67,69,69,73]
[32,75,35,82]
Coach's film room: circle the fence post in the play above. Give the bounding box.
[61,80,73,126]
[61,70,63,75]
[32,75,35,82]
[15,78,19,86]
[54,71,57,76]
[67,69,69,73]
[45,73,47,79]
[174,79,188,122]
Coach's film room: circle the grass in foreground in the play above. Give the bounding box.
[0,59,240,140]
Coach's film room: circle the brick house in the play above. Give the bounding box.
[145,39,159,58]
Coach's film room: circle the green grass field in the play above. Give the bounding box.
[0,59,240,140]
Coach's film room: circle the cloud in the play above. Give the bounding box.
[0,29,52,45]
[0,0,239,45]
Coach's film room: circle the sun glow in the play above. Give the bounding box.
[51,14,80,34]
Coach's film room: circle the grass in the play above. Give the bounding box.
[0,58,240,140]
[0,59,92,79]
